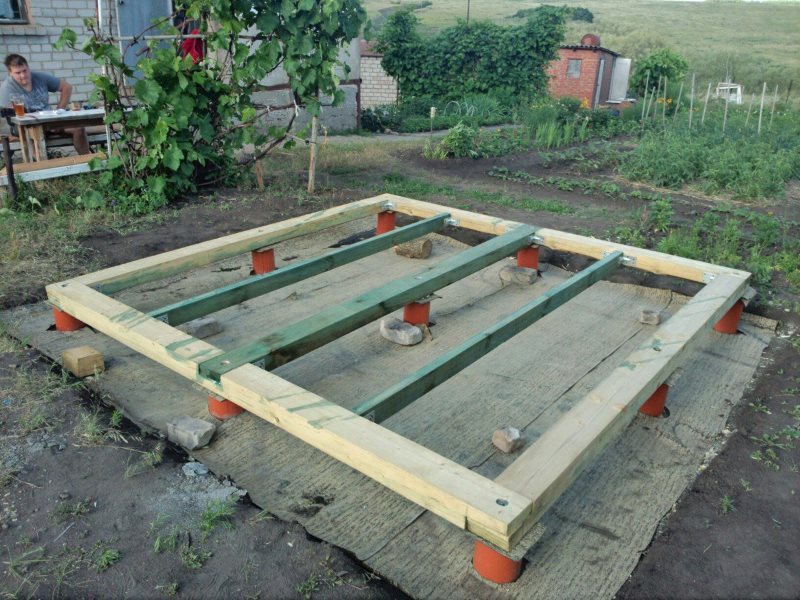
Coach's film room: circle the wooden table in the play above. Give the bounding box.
[11,108,107,162]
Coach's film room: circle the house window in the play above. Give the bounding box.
[0,0,27,23]
[566,59,582,79]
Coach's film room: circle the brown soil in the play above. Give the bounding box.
[2,138,799,598]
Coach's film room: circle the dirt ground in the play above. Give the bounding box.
[1,136,799,599]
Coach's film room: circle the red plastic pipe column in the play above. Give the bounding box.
[52,307,86,331]
[207,394,244,420]
[473,541,523,584]
[376,210,396,234]
[403,300,431,326]
[713,300,744,334]
[517,246,539,270]
[251,247,276,275]
[639,383,669,417]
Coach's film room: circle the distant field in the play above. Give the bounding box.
[363,0,800,97]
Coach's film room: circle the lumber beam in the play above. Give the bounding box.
[198,225,539,381]
[69,196,388,293]
[45,280,532,550]
[353,251,624,422]
[389,196,750,283]
[149,212,451,326]
[495,272,750,548]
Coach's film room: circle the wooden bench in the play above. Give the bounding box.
[0,152,106,186]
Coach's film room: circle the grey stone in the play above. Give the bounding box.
[180,316,222,339]
[379,317,423,346]
[492,427,524,454]
[499,265,538,286]
[182,462,210,477]
[167,416,216,450]
[639,309,661,325]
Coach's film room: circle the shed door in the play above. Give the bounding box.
[116,0,173,79]
[593,58,605,109]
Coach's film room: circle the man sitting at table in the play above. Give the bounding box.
[0,53,90,155]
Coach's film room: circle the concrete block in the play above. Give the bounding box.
[492,427,524,454]
[167,416,216,450]
[379,317,423,346]
[639,309,661,325]
[61,346,104,378]
[180,316,222,339]
[499,265,538,286]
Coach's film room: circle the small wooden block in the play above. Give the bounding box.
[395,238,432,259]
[62,346,105,378]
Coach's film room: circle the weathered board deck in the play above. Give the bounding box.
[45,195,752,554]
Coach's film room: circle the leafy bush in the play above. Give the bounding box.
[571,8,594,23]
[377,6,567,102]
[629,48,689,96]
[620,132,706,187]
[361,105,402,132]
[436,122,479,158]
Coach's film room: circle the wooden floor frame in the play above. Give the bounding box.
[46,194,751,553]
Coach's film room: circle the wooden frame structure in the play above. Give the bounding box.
[46,195,751,553]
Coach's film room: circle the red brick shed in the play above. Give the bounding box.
[547,34,621,109]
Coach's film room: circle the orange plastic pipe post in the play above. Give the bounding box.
[639,383,669,417]
[713,299,744,334]
[403,301,431,326]
[473,541,523,584]
[52,307,86,331]
[251,247,276,275]
[207,395,244,420]
[517,246,539,270]
[376,211,396,234]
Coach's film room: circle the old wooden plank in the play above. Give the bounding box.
[149,212,450,326]
[496,272,750,548]
[68,196,388,293]
[219,364,533,550]
[390,196,750,283]
[353,251,623,422]
[198,225,539,381]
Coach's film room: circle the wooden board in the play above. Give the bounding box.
[45,197,751,552]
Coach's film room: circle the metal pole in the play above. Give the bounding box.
[701,82,711,126]
[688,74,695,131]
[757,81,766,135]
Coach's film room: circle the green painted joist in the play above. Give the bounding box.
[149,213,451,326]
[352,251,624,423]
[198,224,539,381]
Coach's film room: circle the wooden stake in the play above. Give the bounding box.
[662,76,668,125]
[757,82,766,135]
[701,82,711,126]
[688,74,695,131]
[672,81,684,125]
[722,92,729,135]
[640,71,650,122]
[652,76,662,122]
[769,84,779,129]
[307,115,319,194]
[640,86,649,132]
[745,94,755,128]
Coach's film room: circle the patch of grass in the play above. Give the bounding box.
[93,548,121,572]
[124,441,164,478]
[155,582,179,596]
[51,499,91,523]
[296,574,320,600]
[719,495,736,514]
[153,526,180,554]
[739,478,753,492]
[178,544,212,570]
[199,498,237,541]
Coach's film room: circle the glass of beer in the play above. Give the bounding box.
[11,95,25,117]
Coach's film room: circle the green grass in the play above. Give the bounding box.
[363,0,800,93]
[198,499,237,541]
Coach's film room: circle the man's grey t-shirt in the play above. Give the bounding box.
[0,71,61,112]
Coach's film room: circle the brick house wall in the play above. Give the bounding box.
[547,46,618,108]
[360,54,397,109]
[0,0,113,104]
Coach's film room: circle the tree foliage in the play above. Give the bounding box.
[630,48,689,96]
[56,0,365,212]
[377,6,567,103]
